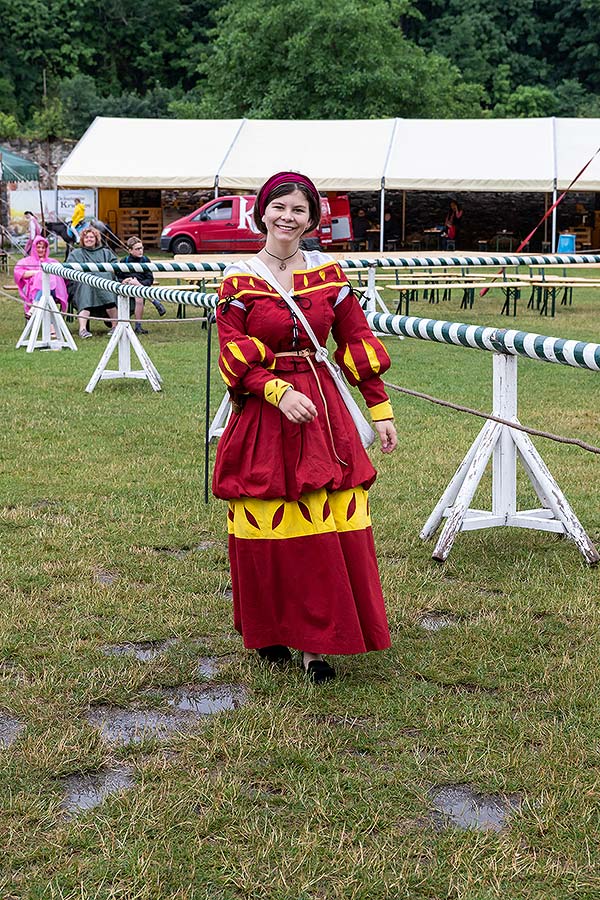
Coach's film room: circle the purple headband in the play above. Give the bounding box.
[256,171,320,217]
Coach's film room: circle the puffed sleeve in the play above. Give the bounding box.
[216,273,294,408]
[332,282,394,421]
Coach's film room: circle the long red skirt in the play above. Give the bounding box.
[227,485,390,655]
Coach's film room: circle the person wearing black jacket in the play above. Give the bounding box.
[118,236,166,334]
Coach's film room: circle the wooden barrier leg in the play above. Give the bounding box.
[422,353,599,565]
[420,418,498,542]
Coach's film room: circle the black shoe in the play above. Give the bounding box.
[304,658,336,684]
[257,645,292,664]
[134,325,148,335]
[153,301,167,317]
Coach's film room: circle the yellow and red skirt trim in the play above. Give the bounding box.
[227,486,391,654]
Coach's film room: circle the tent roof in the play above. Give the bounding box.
[57,116,600,193]
[555,118,600,190]
[217,118,397,191]
[0,146,39,182]
[57,117,245,188]
[384,118,556,191]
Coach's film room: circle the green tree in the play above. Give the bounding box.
[195,0,483,118]
[0,111,19,138]
[494,84,557,118]
[406,0,546,105]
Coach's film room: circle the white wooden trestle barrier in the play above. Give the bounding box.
[16,272,77,352]
[39,255,600,564]
[85,292,162,393]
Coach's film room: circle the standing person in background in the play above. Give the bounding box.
[71,198,86,240]
[117,236,166,334]
[67,226,118,339]
[443,199,463,249]
[23,211,41,253]
[351,207,371,250]
[213,171,397,684]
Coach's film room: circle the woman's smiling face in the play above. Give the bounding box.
[262,189,310,243]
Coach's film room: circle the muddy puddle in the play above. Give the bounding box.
[418,612,459,631]
[429,783,521,832]
[60,766,135,817]
[102,639,176,662]
[94,568,120,586]
[0,711,25,748]
[150,542,217,559]
[160,684,246,714]
[86,684,247,746]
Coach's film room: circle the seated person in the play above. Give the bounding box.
[117,236,166,334]
[14,236,68,319]
[67,226,118,338]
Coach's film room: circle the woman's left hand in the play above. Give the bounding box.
[374,420,397,453]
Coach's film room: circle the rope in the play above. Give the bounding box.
[383,380,600,455]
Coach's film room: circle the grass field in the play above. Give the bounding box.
[1,264,599,899]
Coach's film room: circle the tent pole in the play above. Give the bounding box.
[402,190,406,245]
[551,117,558,252]
[379,178,385,253]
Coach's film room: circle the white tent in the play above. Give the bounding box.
[216,118,398,191]
[58,115,600,192]
[57,116,246,188]
[57,116,600,249]
[384,118,557,192]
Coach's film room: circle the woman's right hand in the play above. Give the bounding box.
[278,389,318,423]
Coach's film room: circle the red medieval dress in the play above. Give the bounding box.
[212,250,394,655]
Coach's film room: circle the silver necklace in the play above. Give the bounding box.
[264,247,300,271]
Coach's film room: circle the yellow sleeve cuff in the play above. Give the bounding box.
[368,400,394,421]
[264,378,293,407]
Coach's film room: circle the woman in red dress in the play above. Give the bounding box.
[212,172,397,682]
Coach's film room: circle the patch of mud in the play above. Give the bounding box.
[102,639,176,661]
[60,766,135,817]
[418,612,459,631]
[94,568,120,586]
[148,542,217,559]
[86,684,247,747]
[429,783,522,832]
[0,711,26,748]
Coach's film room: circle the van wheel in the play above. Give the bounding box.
[171,236,195,255]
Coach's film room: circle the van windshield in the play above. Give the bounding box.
[192,200,233,222]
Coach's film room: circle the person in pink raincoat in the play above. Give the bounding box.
[13,236,68,319]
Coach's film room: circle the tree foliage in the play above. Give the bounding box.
[2,0,600,138]
[195,0,483,118]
